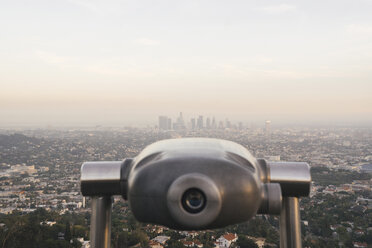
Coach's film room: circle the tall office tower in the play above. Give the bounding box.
[211,117,216,129]
[197,115,204,129]
[218,121,224,129]
[175,112,185,129]
[238,122,243,130]
[225,119,231,129]
[179,112,184,123]
[167,118,172,130]
[265,120,271,136]
[191,118,196,130]
[159,116,168,130]
[206,117,211,129]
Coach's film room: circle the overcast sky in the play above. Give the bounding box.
[1,0,372,127]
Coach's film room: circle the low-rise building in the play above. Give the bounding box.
[215,233,238,248]
[152,236,170,245]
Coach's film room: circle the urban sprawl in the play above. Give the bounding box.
[0,119,371,248]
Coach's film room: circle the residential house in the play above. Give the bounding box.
[215,233,238,248]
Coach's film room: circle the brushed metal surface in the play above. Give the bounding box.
[268,162,311,197]
[280,197,302,248]
[81,161,123,196]
[91,196,112,248]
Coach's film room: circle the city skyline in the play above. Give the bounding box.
[158,112,243,130]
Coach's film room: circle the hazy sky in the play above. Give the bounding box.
[1,0,372,126]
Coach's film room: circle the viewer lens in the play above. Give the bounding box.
[182,188,206,214]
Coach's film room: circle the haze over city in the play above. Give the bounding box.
[1,0,372,126]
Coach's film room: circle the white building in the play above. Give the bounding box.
[215,233,238,248]
[152,236,170,245]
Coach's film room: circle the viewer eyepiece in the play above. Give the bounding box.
[182,188,206,213]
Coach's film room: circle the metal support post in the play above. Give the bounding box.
[280,197,302,248]
[91,196,113,248]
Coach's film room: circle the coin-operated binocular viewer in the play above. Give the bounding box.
[81,138,311,248]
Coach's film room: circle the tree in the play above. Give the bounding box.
[65,222,71,243]
[237,235,258,248]
[115,232,129,248]
[128,230,148,247]
[72,225,87,239]
[165,239,184,248]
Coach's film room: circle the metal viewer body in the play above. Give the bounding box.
[80,138,311,248]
